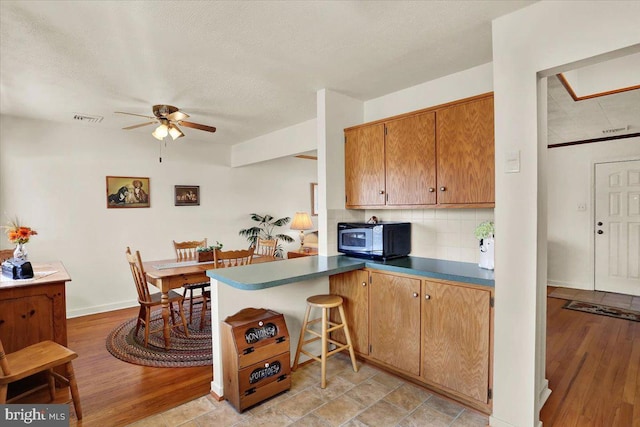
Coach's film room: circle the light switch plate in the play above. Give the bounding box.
[505,150,520,173]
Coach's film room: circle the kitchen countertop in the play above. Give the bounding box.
[207,255,494,290]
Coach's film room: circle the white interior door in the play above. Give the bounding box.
[595,159,640,295]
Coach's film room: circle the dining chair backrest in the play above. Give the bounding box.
[0,338,10,376]
[125,247,152,304]
[0,249,13,263]
[255,239,278,258]
[214,248,255,269]
[173,239,207,262]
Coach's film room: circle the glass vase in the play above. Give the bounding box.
[13,243,28,260]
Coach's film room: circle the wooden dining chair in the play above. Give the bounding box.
[0,338,83,420]
[199,248,255,330]
[126,247,189,348]
[255,238,278,259]
[0,249,14,263]
[173,239,210,323]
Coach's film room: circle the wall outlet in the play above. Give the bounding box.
[577,203,587,211]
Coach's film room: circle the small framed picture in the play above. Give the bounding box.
[311,182,318,216]
[106,176,150,208]
[175,185,200,206]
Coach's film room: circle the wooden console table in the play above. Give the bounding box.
[0,261,71,353]
[0,261,71,397]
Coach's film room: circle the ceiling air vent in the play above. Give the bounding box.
[73,113,103,123]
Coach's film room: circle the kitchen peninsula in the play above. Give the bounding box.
[207,255,494,412]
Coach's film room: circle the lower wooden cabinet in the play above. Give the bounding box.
[329,269,369,355]
[329,269,493,413]
[422,280,492,405]
[369,271,421,376]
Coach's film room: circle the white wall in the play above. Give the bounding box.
[0,116,317,316]
[231,118,317,167]
[364,62,494,122]
[548,138,640,289]
[317,89,367,255]
[491,1,640,427]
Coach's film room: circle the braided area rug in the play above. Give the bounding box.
[106,305,212,367]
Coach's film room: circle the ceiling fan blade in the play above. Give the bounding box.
[115,111,156,120]
[179,121,217,133]
[167,111,189,122]
[122,121,156,130]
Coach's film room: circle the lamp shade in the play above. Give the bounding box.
[290,212,313,230]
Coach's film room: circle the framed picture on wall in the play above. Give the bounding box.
[175,185,200,206]
[311,182,318,216]
[106,176,150,208]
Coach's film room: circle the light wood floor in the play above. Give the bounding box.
[13,307,212,427]
[11,293,640,426]
[542,288,640,426]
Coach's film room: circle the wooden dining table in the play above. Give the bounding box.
[143,255,276,349]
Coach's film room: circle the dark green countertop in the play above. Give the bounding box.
[207,255,494,290]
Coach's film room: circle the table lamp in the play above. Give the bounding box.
[290,212,313,249]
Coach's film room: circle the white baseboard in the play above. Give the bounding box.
[547,280,592,290]
[67,299,138,318]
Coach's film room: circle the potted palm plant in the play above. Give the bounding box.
[238,214,294,258]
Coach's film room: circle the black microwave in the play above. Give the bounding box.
[337,222,411,260]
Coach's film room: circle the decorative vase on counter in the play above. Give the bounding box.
[13,242,28,260]
[479,237,494,270]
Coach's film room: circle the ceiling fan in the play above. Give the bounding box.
[115,105,216,141]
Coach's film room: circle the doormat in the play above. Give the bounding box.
[105,305,212,367]
[563,300,640,322]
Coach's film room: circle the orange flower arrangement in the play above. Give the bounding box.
[3,218,37,244]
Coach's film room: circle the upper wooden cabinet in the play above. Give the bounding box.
[436,96,495,205]
[344,93,494,209]
[344,124,385,207]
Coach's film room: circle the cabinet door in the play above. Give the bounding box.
[385,111,436,205]
[0,295,55,353]
[422,281,491,404]
[329,270,369,355]
[436,95,494,204]
[370,272,421,376]
[345,124,385,207]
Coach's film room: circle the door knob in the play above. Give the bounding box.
[597,230,604,234]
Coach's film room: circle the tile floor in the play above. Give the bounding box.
[127,353,489,427]
[548,287,640,311]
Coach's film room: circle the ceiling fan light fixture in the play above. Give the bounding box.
[168,124,184,140]
[154,122,169,138]
[151,129,165,140]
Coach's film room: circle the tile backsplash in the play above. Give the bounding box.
[327,208,494,264]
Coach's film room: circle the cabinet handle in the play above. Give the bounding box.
[439,186,446,192]
[264,362,270,368]
[428,187,435,192]
[361,282,367,287]
[379,190,385,195]
[425,294,431,300]
[413,292,419,298]
[597,230,604,235]
[258,321,263,326]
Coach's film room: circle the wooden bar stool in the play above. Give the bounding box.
[292,294,358,388]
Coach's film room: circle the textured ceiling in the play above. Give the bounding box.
[547,74,640,145]
[0,0,535,146]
